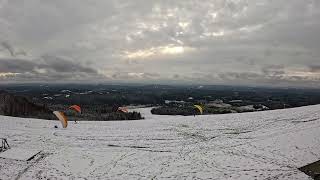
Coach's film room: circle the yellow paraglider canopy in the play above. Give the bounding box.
[194,105,203,114]
[53,111,68,128]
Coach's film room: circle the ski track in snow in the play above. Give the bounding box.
[1,105,320,179]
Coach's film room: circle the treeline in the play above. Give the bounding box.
[0,91,144,121]
[29,86,320,111]
[51,104,144,121]
[3,84,320,116]
[151,106,197,116]
[65,111,143,121]
[151,104,269,116]
[0,91,53,119]
[151,106,234,116]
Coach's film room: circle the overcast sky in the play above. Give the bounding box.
[0,0,319,87]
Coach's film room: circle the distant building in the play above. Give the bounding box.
[229,100,243,103]
[207,99,231,108]
[210,99,224,104]
[197,100,207,104]
[165,100,186,105]
[43,96,53,100]
[238,104,269,111]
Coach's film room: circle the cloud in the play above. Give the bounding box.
[111,71,160,81]
[0,56,102,82]
[1,41,15,56]
[0,0,320,87]
[0,41,27,57]
[39,55,97,73]
[0,58,35,72]
[308,65,320,73]
[261,65,285,77]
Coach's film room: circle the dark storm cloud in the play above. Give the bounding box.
[0,58,35,72]
[308,65,320,72]
[0,57,97,73]
[0,56,100,82]
[39,55,97,73]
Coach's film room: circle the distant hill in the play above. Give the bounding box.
[0,91,52,119]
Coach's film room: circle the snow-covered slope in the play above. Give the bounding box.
[1,105,320,179]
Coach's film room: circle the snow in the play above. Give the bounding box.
[1,105,320,179]
[0,148,41,161]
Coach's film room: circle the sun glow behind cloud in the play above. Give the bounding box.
[207,31,225,37]
[287,71,320,78]
[0,72,20,77]
[124,50,155,59]
[123,45,192,59]
[161,46,184,54]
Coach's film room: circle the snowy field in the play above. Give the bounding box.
[1,105,320,179]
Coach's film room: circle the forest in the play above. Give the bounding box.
[1,84,320,117]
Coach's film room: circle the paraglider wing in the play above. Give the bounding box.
[53,111,68,128]
[118,107,128,113]
[69,105,81,113]
[194,105,203,114]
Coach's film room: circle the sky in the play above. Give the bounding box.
[0,0,320,87]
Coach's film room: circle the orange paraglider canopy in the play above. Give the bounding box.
[118,107,128,113]
[53,111,68,128]
[69,105,81,113]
